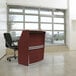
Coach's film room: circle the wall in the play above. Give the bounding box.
[66,0,70,49]
[68,0,76,50]
[7,0,67,9]
[0,0,7,58]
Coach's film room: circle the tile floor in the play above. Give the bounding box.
[0,50,76,76]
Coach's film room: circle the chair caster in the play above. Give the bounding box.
[7,58,11,62]
[14,56,16,59]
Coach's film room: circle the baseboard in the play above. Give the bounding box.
[0,53,6,60]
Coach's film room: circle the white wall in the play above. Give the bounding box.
[7,0,67,9]
[0,0,7,58]
[69,0,76,19]
[65,0,70,49]
[68,0,76,50]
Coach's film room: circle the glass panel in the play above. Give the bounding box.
[25,23,38,30]
[10,31,22,37]
[25,9,38,14]
[9,8,23,12]
[45,31,52,45]
[54,11,64,15]
[10,31,22,41]
[54,18,64,23]
[41,24,52,30]
[41,17,52,22]
[9,15,23,21]
[54,24,64,30]
[40,10,52,15]
[11,23,23,30]
[53,31,64,44]
[25,15,38,22]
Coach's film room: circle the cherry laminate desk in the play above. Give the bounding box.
[18,30,45,66]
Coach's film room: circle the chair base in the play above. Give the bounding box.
[7,56,17,62]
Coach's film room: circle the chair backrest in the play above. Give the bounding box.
[4,33,12,47]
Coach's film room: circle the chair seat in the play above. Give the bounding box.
[11,45,18,50]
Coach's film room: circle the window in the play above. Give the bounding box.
[9,15,23,21]
[40,10,52,15]
[25,23,38,30]
[40,17,52,23]
[53,31,64,44]
[10,31,22,37]
[25,15,38,22]
[54,11,64,16]
[41,24,52,30]
[11,23,23,30]
[25,9,38,14]
[54,18,64,23]
[9,8,23,13]
[45,31,52,45]
[7,5,66,45]
[54,24,64,30]
[53,10,65,45]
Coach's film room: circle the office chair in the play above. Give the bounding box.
[4,33,18,61]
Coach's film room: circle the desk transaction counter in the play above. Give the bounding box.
[18,30,45,66]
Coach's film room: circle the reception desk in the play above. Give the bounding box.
[18,30,45,66]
